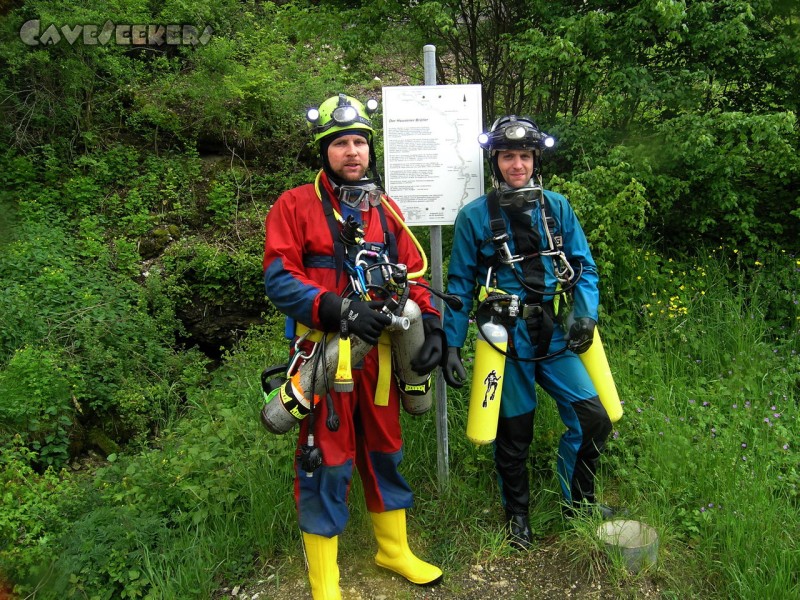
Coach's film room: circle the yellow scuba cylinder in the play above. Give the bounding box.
[577,327,623,423]
[388,298,432,415]
[466,317,508,445]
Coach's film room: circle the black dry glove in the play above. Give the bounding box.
[318,292,391,346]
[567,317,596,355]
[410,317,446,375]
[442,346,467,388]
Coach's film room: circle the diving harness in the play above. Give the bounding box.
[476,180,584,363]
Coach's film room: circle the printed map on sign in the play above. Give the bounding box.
[382,85,484,226]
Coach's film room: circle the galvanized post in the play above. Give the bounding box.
[423,44,450,489]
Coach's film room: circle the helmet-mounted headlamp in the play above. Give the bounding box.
[307,94,378,140]
[478,116,555,152]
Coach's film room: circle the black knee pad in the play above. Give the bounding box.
[573,396,612,452]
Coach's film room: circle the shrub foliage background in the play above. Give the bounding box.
[0,0,798,598]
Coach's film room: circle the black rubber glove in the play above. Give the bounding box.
[318,292,391,345]
[442,346,467,388]
[567,317,596,355]
[410,318,446,375]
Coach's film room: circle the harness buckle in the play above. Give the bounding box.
[492,232,526,265]
[522,303,543,319]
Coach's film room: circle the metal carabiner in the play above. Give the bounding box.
[492,233,526,265]
[288,331,318,376]
[552,251,575,285]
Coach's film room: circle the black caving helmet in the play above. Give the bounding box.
[478,115,555,188]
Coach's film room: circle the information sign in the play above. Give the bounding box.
[382,85,484,226]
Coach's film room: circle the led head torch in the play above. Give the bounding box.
[478,116,555,152]
[307,94,378,141]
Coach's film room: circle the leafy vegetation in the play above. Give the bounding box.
[0,0,797,598]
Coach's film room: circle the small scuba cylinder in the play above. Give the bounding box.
[261,311,411,434]
[389,298,433,415]
[261,368,316,435]
[466,317,508,445]
[260,333,373,434]
[577,327,623,423]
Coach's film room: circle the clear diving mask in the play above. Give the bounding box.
[336,181,383,212]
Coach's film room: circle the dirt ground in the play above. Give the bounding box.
[216,539,663,600]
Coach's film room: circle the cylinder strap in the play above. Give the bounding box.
[375,336,392,406]
[295,323,330,343]
[294,322,392,404]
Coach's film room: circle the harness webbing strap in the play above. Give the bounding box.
[376,199,398,264]
[375,336,392,406]
[484,191,506,270]
[319,184,345,286]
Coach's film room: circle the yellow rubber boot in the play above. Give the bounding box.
[302,532,342,600]
[370,509,443,585]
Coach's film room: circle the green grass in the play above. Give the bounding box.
[399,246,799,598]
[2,248,798,599]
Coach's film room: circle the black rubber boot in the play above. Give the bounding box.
[506,513,533,551]
[596,504,620,520]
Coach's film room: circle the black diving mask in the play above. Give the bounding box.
[497,182,544,209]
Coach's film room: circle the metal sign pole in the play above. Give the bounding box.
[423,44,450,489]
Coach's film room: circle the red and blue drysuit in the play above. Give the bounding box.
[263,172,439,537]
[443,189,612,516]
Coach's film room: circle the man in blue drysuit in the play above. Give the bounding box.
[441,115,614,550]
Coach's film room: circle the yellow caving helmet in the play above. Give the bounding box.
[307,93,378,144]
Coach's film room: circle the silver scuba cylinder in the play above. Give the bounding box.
[261,310,410,434]
[388,298,433,415]
[261,367,314,435]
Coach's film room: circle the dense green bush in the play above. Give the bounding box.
[0,437,86,589]
[160,235,267,309]
[643,110,800,252]
[48,505,167,600]
[0,162,210,466]
[548,153,649,282]
[0,347,73,467]
[8,316,298,599]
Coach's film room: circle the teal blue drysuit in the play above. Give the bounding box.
[443,189,612,515]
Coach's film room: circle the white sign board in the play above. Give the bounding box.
[382,85,484,226]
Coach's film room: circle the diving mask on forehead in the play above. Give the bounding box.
[497,181,544,209]
[336,181,383,211]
